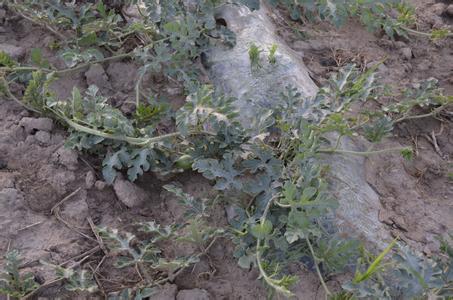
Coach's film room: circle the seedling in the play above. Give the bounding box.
[268,44,278,64]
[0,51,16,67]
[248,43,263,69]
[352,239,397,284]
[0,251,39,298]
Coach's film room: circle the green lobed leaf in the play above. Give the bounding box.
[127,149,152,182]
[102,148,130,184]
[193,152,243,190]
[251,220,273,239]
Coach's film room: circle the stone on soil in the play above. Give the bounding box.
[60,189,89,225]
[95,180,107,191]
[85,64,111,90]
[34,131,51,145]
[432,3,447,16]
[20,117,54,133]
[149,284,178,300]
[446,4,453,16]
[85,171,96,189]
[0,173,15,189]
[113,176,148,208]
[177,289,211,300]
[0,43,25,59]
[106,62,138,91]
[401,47,413,60]
[52,146,79,171]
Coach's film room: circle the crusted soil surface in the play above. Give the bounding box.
[0,0,452,299]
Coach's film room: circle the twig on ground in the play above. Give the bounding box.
[21,250,97,300]
[54,208,97,242]
[79,156,99,175]
[9,4,68,41]
[17,221,43,232]
[423,123,447,159]
[88,263,107,297]
[53,209,96,242]
[87,217,108,254]
[50,187,97,242]
[50,187,82,214]
[410,134,419,157]
[94,255,107,273]
[21,277,63,300]
[59,246,101,267]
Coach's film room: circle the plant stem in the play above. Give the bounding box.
[137,262,153,284]
[0,77,41,114]
[135,71,146,110]
[401,26,453,38]
[63,116,180,146]
[2,75,216,147]
[333,135,342,150]
[21,278,64,299]
[393,104,449,124]
[317,147,408,156]
[58,114,216,147]
[10,2,68,41]
[0,66,50,72]
[153,236,220,286]
[254,195,294,298]
[255,241,294,298]
[1,53,132,76]
[274,200,291,208]
[135,3,147,19]
[305,236,332,297]
[55,53,132,75]
[400,26,434,37]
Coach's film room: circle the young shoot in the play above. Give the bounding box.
[248,43,263,69]
[268,44,278,64]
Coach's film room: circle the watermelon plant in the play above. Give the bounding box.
[0,251,39,298]
[0,0,452,299]
[265,0,453,39]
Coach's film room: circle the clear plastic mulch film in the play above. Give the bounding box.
[204,3,392,248]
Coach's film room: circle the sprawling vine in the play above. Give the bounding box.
[0,0,452,299]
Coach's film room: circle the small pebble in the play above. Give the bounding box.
[0,9,6,22]
[176,289,210,300]
[0,44,26,59]
[446,4,453,16]
[25,135,35,145]
[85,64,111,90]
[394,41,407,49]
[85,171,96,189]
[400,47,413,60]
[95,180,107,191]
[113,177,147,208]
[432,3,447,16]
[20,117,54,133]
[52,146,78,170]
[423,245,432,257]
[34,131,51,145]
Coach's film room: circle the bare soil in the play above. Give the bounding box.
[0,0,452,299]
